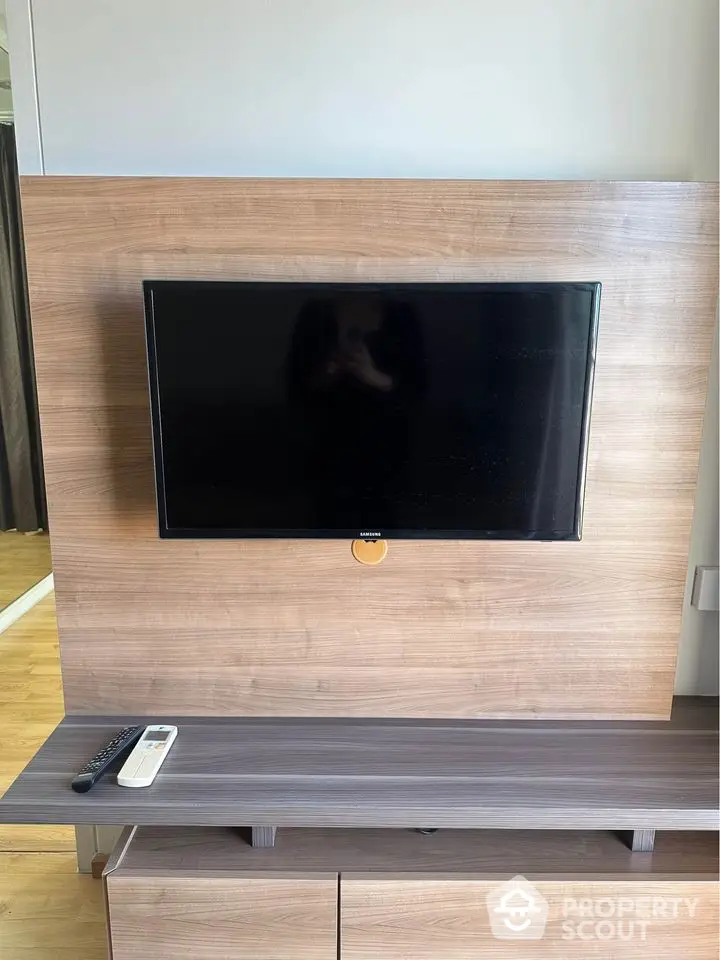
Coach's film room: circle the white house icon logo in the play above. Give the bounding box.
[486,876,549,940]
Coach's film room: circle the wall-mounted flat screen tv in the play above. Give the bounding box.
[144,281,600,541]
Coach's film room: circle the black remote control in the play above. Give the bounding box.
[71,725,145,793]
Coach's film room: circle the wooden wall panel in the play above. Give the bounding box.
[20,177,718,717]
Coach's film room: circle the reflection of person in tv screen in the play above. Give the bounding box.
[324,300,394,392]
[286,296,425,530]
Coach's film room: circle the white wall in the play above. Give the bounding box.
[0,0,10,118]
[4,0,719,693]
[4,0,41,171]
[0,47,11,118]
[675,325,719,696]
[5,0,719,178]
[0,0,7,51]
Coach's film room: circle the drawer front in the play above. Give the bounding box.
[107,874,337,960]
[341,878,718,959]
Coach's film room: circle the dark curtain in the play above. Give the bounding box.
[0,124,46,531]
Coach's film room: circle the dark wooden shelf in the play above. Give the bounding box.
[111,826,719,881]
[1,698,717,831]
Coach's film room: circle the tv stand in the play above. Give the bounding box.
[100,825,718,959]
[2,699,717,838]
[2,698,717,958]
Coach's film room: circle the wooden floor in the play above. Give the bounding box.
[0,595,107,960]
[0,531,52,610]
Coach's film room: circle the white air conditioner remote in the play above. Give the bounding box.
[117,725,177,788]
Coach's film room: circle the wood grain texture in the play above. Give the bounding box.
[341,877,719,959]
[251,826,277,848]
[113,826,719,881]
[0,592,75,854]
[623,830,657,853]
[103,827,719,960]
[0,532,52,611]
[106,874,337,960]
[19,177,718,718]
[2,702,717,829]
[0,852,107,960]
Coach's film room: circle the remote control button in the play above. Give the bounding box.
[72,726,146,793]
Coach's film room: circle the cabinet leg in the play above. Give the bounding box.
[251,827,277,848]
[75,825,127,874]
[75,825,97,874]
[619,829,656,852]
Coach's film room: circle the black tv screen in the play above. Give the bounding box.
[144,281,599,540]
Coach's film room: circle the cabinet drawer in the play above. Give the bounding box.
[107,873,337,960]
[105,828,718,959]
[341,877,718,959]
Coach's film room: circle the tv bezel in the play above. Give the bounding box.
[144,280,601,542]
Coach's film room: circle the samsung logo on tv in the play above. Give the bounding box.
[359,532,382,539]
